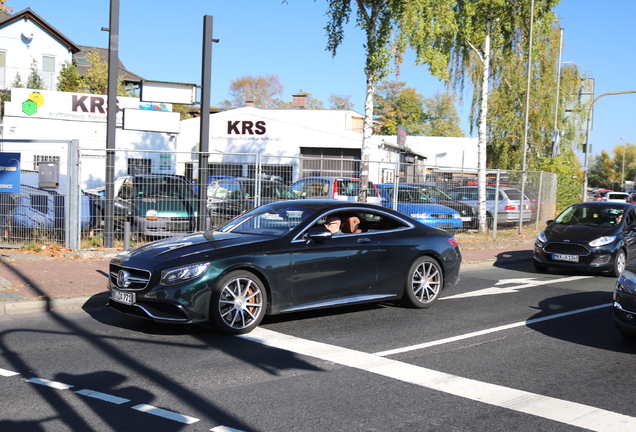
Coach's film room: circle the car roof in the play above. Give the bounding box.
[571,201,632,208]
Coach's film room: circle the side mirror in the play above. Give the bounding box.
[546,219,554,225]
[304,227,333,244]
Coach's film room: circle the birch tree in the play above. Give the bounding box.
[325,0,403,202]
[399,0,559,231]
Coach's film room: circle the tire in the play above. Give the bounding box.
[210,270,267,335]
[609,249,627,277]
[533,260,548,272]
[402,256,443,308]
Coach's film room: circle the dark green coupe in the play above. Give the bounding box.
[108,200,462,334]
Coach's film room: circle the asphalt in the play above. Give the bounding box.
[0,239,535,317]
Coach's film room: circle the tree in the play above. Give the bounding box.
[329,94,354,110]
[325,0,404,202]
[26,59,46,89]
[56,60,83,92]
[0,1,12,14]
[587,151,615,190]
[399,0,559,231]
[218,74,286,108]
[374,80,426,135]
[11,72,23,89]
[81,51,129,96]
[422,90,464,136]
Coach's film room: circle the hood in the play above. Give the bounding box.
[112,230,274,264]
[432,199,474,216]
[544,223,621,243]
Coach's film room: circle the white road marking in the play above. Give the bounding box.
[132,404,200,424]
[0,368,19,377]
[211,426,247,432]
[26,377,73,390]
[442,275,592,299]
[374,303,612,356]
[74,389,130,405]
[241,323,635,432]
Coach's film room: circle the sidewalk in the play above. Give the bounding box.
[0,239,535,316]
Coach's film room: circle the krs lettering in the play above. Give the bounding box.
[72,95,120,113]
[227,120,266,135]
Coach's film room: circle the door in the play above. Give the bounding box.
[289,225,380,307]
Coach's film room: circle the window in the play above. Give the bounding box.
[0,51,6,67]
[42,56,55,73]
[34,155,60,171]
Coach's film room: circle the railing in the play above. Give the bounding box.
[0,147,557,249]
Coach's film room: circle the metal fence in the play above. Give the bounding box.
[0,146,558,249]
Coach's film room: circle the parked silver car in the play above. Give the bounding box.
[289,176,382,204]
[447,186,532,227]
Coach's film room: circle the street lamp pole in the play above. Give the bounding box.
[621,137,626,191]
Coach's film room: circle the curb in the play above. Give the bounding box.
[0,292,109,316]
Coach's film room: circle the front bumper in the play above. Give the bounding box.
[533,242,616,271]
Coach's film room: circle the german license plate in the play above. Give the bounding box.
[111,288,135,305]
[553,253,579,263]
[461,217,472,221]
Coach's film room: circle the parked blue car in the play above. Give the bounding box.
[376,184,463,231]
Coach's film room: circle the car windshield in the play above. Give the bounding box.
[555,205,624,227]
[419,186,454,201]
[218,205,311,236]
[135,178,196,200]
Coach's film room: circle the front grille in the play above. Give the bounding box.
[544,242,590,256]
[109,264,151,290]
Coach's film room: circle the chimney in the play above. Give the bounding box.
[245,100,255,107]
[292,94,307,109]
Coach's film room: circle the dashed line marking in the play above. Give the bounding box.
[132,404,200,424]
[74,389,130,405]
[0,368,19,377]
[211,426,246,432]
[26,377,73,390]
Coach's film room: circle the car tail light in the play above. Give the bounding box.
[448,238,459,247]
[332,180,339,199]
[504,205,516,211]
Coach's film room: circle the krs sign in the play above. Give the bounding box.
[227,120,266,135]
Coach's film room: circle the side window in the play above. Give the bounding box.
[306,181,328,197]
[224,181,244,200]
[627,209,636,226]
[290,179,305,196]
[119,179,133,200]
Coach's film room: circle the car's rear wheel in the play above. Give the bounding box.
[609,249,627,277]
[402,256,443,308]
[210,270,267,335]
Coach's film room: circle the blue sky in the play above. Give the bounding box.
[10,0,636,160]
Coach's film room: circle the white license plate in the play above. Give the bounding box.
[111,288,135,305]
[461,217,472,221]
[553,253,579,263]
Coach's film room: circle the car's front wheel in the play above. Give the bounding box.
[402,256,443,308]
[210,271,267,335]
[609,249,627,277]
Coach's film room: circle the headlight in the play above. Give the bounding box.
[146,209,159,221]
[589,236,616,247]
[453,213,461,219]
[410,213,429,219]
[536,231,548,245]
[160,263,211,286]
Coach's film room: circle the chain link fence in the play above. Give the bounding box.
[0,146,557,249]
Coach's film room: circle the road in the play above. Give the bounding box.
[0,260,634,432]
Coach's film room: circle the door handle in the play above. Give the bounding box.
[357,238,371,243]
